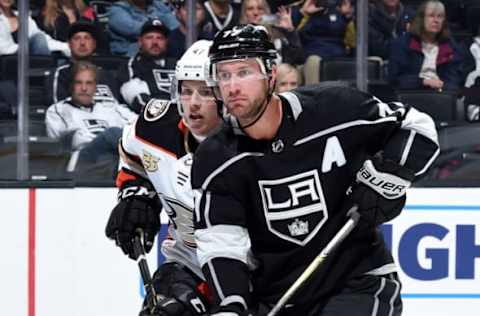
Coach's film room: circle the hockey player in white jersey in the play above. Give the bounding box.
[105,40,222,316]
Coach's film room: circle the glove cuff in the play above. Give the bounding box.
[356,159,412,200]
[117,178,158,202]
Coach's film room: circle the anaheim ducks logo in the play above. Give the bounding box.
[144,99,170,122]
[142,150,160,172]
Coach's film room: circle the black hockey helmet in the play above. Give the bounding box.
[209,24,277,77]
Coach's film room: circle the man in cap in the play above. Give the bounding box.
[49,20,121,105]
[118,19,177,113]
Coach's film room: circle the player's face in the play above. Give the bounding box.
[139,31,168,57]
[215,58,269,123]
[180,80,220,136]
[276,70,299,93]
[69,32,96,60]
[72,69,96,106]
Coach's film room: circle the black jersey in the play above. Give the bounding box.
[118,53,177,102]
[191,84,439,311]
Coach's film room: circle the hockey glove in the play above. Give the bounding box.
[105,178,161,259]
[145,263,209,316]
[139,294,186,316]
[344,158,415,228]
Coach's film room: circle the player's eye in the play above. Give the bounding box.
[237,68,253,79]
[198,88,214,97]
[181,88,194,96]
[217,71,231,82]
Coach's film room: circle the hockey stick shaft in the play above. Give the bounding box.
[133,235,159,313]
[267,206,361,316]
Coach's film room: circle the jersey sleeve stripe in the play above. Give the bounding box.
[399,130,416,166]
[195,225,251,266]
[278,91,303,120]
[201,152,264,190]
[207,260,226,300]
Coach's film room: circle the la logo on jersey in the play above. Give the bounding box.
[258,170,328,246]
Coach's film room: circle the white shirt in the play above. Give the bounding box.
[419,42,440,81]
[46,98,137,150]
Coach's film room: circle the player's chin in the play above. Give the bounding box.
[187,118,205,132]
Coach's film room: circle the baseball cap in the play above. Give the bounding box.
[68,20,98,41]
[140,19,169,37]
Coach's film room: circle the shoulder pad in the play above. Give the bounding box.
[134,98,183,154]
[143,99,171,122]
[191,128,239,189]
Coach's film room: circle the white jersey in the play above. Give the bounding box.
[46,98,137,150]
[118,99,203,278]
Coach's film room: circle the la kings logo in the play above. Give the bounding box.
[259,170,328,246]
[153,69,175,93]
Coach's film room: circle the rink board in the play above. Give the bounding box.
[0,187,479,316]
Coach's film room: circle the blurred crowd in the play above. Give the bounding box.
[1,0,480,182]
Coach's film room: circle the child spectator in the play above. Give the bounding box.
[275,62,302,93]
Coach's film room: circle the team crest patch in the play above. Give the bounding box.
[142,150,160,172]
[258,170,328,246]
[144,99,170,122]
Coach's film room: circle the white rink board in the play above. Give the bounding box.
[0,187,479,316]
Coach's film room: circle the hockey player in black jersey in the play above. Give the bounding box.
[105,40,222,316]
[191,24,440,316]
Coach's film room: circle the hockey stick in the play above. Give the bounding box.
[133,234,159,314]
[267,206,361,316]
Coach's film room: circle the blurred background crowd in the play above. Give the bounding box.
[1,0,480,185]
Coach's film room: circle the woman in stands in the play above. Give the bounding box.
[37,0,96,42]
[0,0,70,56]
[388,0,466,92]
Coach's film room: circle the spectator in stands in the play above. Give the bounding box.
[45,61,136,164]
[0,0,70,56]
[167,0,215,60]
[291,0,354,84]
[240,0,304,65]
[108,0,179,56]
[202,0,240,35]
[388,0,466,92]
[50,21,121,104]
[37,0,110,54]
[275,62,302,93]
[368,0,414,59]
[37,0,95,41]
[118,19,176,113]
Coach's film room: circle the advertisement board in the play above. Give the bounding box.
[1,188,479,315]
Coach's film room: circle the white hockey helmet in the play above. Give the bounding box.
[171,40,216,116]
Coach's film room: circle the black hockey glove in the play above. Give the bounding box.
[139,294,187,316]
[105,178,161,259]
[143,263,209,316]
[343,158,415,228]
